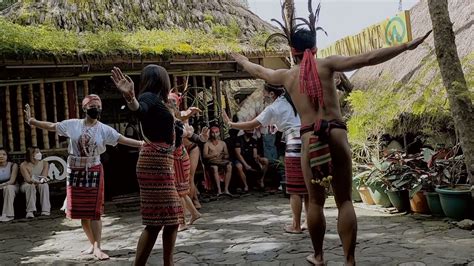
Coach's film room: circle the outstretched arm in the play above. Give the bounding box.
[231,53,288,86]
[118,135,144,148]
[223,111,261,130]
[326,30,432,72]
[24,104,57,131]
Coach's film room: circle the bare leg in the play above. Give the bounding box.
[91,219,109,260]
[184,195,201,225]
[224,163,233,194]
[302,195,309,230]
[301,133,326,265]
[134,225,162,266]
[188,148,201,209]
[210,166,222,195]
[259,158,269,188]
[235,163,248,191]
[178,197,188,231]
[81,219,94,254]
[329,129,357,266]
[162,225,179,266]
[285,194,303,233]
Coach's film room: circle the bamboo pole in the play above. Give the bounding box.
[5,86,14,152]
[39,81,50,149]
[16,85,26,151]
[74,81,80,118]
[52,83,59,148]
[222,81,231,118]
[202,76,209,126]
[62,81,70,119]
[83,80,89,96]
[27,84,37,147]
[192,76,198,116]
[211,77,219,124]
[173,76,178,91]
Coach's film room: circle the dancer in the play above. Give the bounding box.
[230,1,431,264]
[112,65,182,266]
[168,93,202,231]
[24,94,143,260]
[223,83,308,234]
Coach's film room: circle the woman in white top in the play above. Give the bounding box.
[0,148,19,222]
[223,83,308,234]
[24,94,143,260]
[19,147,51,218]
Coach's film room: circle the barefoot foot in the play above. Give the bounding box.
[81,246,94,255]
[306,254,324,265]
[188,214,201,225]
[93,248,110,260]
[284,225,302,234]
[178,224,189,232]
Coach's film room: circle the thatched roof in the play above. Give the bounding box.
[348,0,473,141]
[0,0,284,59]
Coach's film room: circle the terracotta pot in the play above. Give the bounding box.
[358,186,375,205]
[409,191,430,214]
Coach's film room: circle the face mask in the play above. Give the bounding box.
[86,108,101,119]
[34,152,42,161]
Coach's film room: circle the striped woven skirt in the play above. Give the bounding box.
[66,164,104,220]
[284,136,307,195]
[173,144,191,197]
[136,143,184,226]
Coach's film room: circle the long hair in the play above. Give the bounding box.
[25,147,39,163]
[139,64,171,103]
[263,83,285,97]
[265,0,327,53]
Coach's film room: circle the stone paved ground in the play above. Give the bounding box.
[0,192,473,265]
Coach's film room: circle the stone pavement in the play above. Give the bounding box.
[0,192,473,265]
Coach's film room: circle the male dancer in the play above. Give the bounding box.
[231,1,431,264]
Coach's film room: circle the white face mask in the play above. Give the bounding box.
[34,152,42,161]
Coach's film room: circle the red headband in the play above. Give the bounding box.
[168,93,181,106]
[211,127,220,133]
[82,94,102,108]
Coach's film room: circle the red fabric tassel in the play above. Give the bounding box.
[294,48,324,108]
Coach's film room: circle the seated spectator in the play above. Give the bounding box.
[234,130,269,192]
[0,148,19,222]
[19,147,51,218]
[203,127,232,196]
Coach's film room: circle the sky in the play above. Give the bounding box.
[247,0,420,49]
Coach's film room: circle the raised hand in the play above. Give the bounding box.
[24,104,33,126]
[230,52,249,65]
[188,107,202,115]
[406,30,432,50]
[111,67,135,98]
[222,110,231,125]
[200,126,210,142]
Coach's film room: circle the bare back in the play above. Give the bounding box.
[282,58,341,126]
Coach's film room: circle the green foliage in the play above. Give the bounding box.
[203,12,214,24]
[0,18,260,57]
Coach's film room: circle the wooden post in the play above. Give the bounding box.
[192,76,198,116]
[183,76,188,110]
[222,81,232,118]
[27,84,38,147]
[173,76,178,91]
[5,86,14,152]
[52,83,60,148]
[39,81,50,149]
[62,81,70,119]
[83,80,89,96]
[16,85,26,151]
[202,76,209,126]
[74,81,80,118]
[212,77,220,124]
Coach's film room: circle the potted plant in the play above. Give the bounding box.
[353,169,375,205]
[366,160,392,207]
[383,160,416,212]
[432,145,472,220]
[418,148,445,216]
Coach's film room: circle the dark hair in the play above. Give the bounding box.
[263,84,285,97]
[139,64,171,102]
[25,147,39,163]
[0,147,7,156]
[291,29,316,60]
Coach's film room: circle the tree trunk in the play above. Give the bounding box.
[427,0,474,185]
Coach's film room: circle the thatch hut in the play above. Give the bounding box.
[348,0,473,149]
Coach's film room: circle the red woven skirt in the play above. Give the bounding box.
[173,144,191,197]
[66,164,104,220]
[284,137,307,195]
[137,143,184,226]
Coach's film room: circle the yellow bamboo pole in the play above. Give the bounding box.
[5,86,14,152]
[62,81,69,119]
[202,76,209,126]
[51,83,59,148]
[211,77,218,123]
[27,84,37,147]
[16,85,26,151]
[83,80,89,96]
[39,81,50,149]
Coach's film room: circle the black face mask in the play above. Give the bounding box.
[86,108,101,119]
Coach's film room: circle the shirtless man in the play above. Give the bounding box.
[231,1,431,264]
[203,127,232,196]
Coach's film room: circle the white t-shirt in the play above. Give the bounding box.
[256,96,301,133]
[56,119,120,157]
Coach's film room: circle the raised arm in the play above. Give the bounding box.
[223,111,261,131]
[24,104,57,131]
[111,67,139,111]
[325,31,432,72]
[231,53,288,86]
[117,135,144,148]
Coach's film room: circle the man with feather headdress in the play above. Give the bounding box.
[230,1,431,264]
